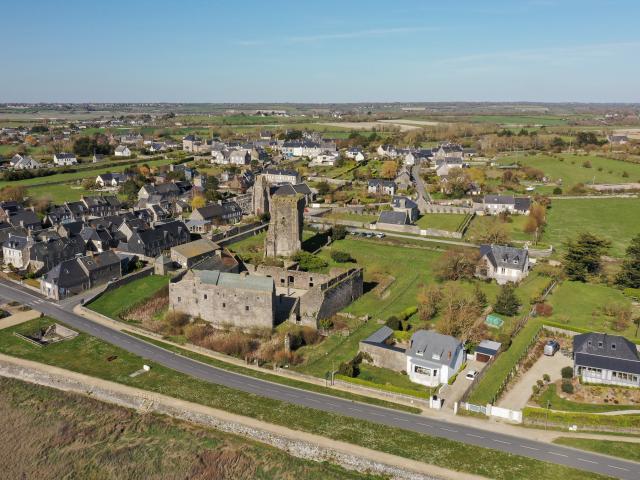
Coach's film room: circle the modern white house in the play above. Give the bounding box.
[406,330,465,387]
[478,244,530,284]
[573,333,640,387]
[53,152,78,166]
[478,195,531,215]
[309,152,340,166]
[114,145,132,157]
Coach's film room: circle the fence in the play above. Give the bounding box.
[458,402,523,423]
[83,266,154,305]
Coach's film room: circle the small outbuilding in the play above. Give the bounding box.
[474,340,502,363]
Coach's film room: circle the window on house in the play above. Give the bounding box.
[222,302,226,308]
[203,294,207,300]
[611,343,616,350]
[245,306,249,311]
[598,341,603,348]
[177,297,181,302]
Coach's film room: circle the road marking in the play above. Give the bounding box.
[326,402,339,407]
[417,422,433,428]
[493,439,511,445]
[577,458,598,464]
[368,411,384,417]
[393,417,409,422]
[348,406,362,412]
[607,465,629,471]
[520,445,539,451]
[466,433,484,439]
[439,427,458,433]
[548,452,568,458]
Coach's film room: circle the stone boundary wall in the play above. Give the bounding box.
[84,266,154,305]
[0,356,442,480]
[359,341,407,372]
[422,205,473,215]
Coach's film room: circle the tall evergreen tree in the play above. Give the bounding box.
[616,234,640,288]
[493,284,521,316]
[563,233,610,281]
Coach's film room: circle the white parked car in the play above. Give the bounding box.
[465,370,478,380]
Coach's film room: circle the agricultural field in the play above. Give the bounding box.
[0,377,380,480]
[469,115,570,126]
[545,198,640,257]
[0,317,600,480]
[497,153,640,186]
[543,281,638,340]
[0,156,175,190]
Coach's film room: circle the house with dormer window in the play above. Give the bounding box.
[478,244,529,284]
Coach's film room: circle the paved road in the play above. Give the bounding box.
[0,280,638,479]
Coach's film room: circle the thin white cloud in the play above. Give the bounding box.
[232,26,433,47]
[285,26,433,43]
[434,41,640,66]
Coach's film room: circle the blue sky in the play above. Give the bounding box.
[1,0,639,103]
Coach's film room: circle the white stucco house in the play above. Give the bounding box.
[406,330,465,387]
[53,152,78,166]
[573,333,640,387]
[478,244,530,284]
[114,145,132,157]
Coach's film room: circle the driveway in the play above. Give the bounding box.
[441,359,486,409]
[498,353,572,411]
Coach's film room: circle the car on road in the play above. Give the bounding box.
[375,233,385,238]
[465,370,478,380]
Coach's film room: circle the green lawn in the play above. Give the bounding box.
[465,214,535,243]
[553,437,640,463]
[537,384,639,413]
[468,319,543,405]
[326,212,378,224]
[545,198,640,257]
[543,281,637,339]
[498,153,640,185]
[416,213,467,232]
[297,238,444,377]
[0,318,605,480]
[88,275,170,319]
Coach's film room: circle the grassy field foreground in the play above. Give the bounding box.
[0,377,378,480]
[0,317,608,480]
[553,437,640,463]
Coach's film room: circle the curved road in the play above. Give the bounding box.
[0,280,637,479]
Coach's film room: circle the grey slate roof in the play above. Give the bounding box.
[574,333,640,375]
[407,330,462,368]
[480,244,528,272]
[362,326,394,344]
[377,210,408,225]
[196,270,273,292]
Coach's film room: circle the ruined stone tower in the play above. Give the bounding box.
[264,193,304,258]
[252,174,270,216]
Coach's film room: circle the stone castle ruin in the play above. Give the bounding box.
[169,263,363,330]
[264,193,304,258]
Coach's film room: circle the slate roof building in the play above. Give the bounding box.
[479,195,531,215]
[367,179,396,196]
[40,251,122,300]
[169,269,276,329]
[478,244,530,284]
[377,210,409,226]
[190,201,242,226]
[573,333,640,387]
[406,330,465,387]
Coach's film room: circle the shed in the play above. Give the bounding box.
[475,339,502,363]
